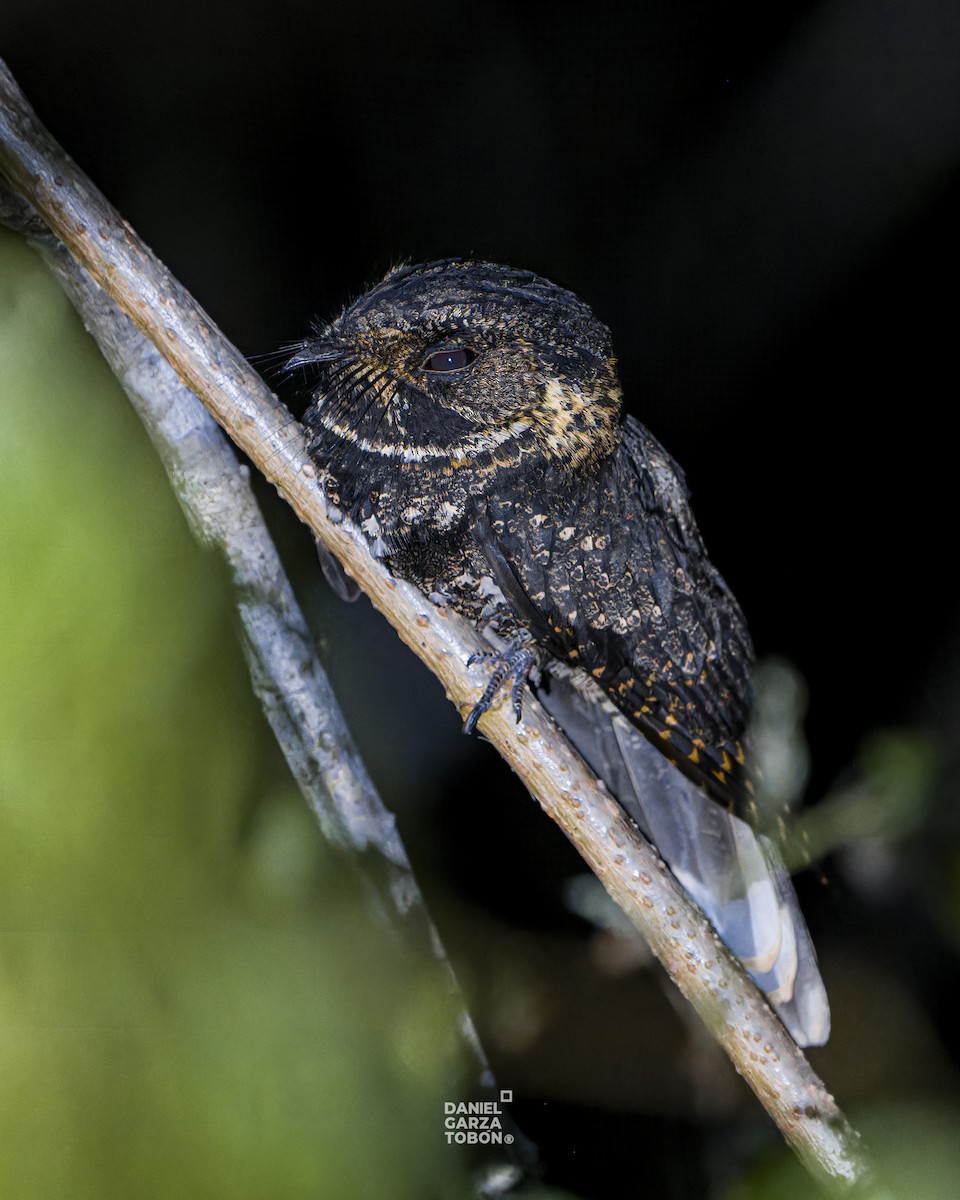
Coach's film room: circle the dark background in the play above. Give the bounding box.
[3,1,960,1196]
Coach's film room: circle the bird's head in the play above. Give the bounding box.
[288,260,623,474]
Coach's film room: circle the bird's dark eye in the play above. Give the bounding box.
[421,346,477,373]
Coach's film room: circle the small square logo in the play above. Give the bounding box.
[499,1089,513,1104]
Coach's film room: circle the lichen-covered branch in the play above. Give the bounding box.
[0,57,873,1193]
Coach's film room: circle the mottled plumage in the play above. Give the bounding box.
[288,260,829,1046]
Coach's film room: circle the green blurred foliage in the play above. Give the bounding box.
[726,1103,960,1200]
[750,658,941,870]
[0,232,472,1199]
[796,730,941,866]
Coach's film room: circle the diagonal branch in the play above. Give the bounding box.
[0,58,873,1193]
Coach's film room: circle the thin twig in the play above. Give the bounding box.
[0,58,873,1193]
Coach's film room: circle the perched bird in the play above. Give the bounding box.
[287,259,830,1046]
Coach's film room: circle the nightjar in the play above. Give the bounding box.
[287,259,830,1047]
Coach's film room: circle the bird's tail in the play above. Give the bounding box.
[536,674,830,1047]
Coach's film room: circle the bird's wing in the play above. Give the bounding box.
[482,415,754,809]
[476,417,830,1045]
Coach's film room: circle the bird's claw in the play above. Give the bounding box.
[464,641,537,734]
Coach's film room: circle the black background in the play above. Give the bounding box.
[4,2,960,1195]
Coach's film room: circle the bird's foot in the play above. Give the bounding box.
[464,636,537,735]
